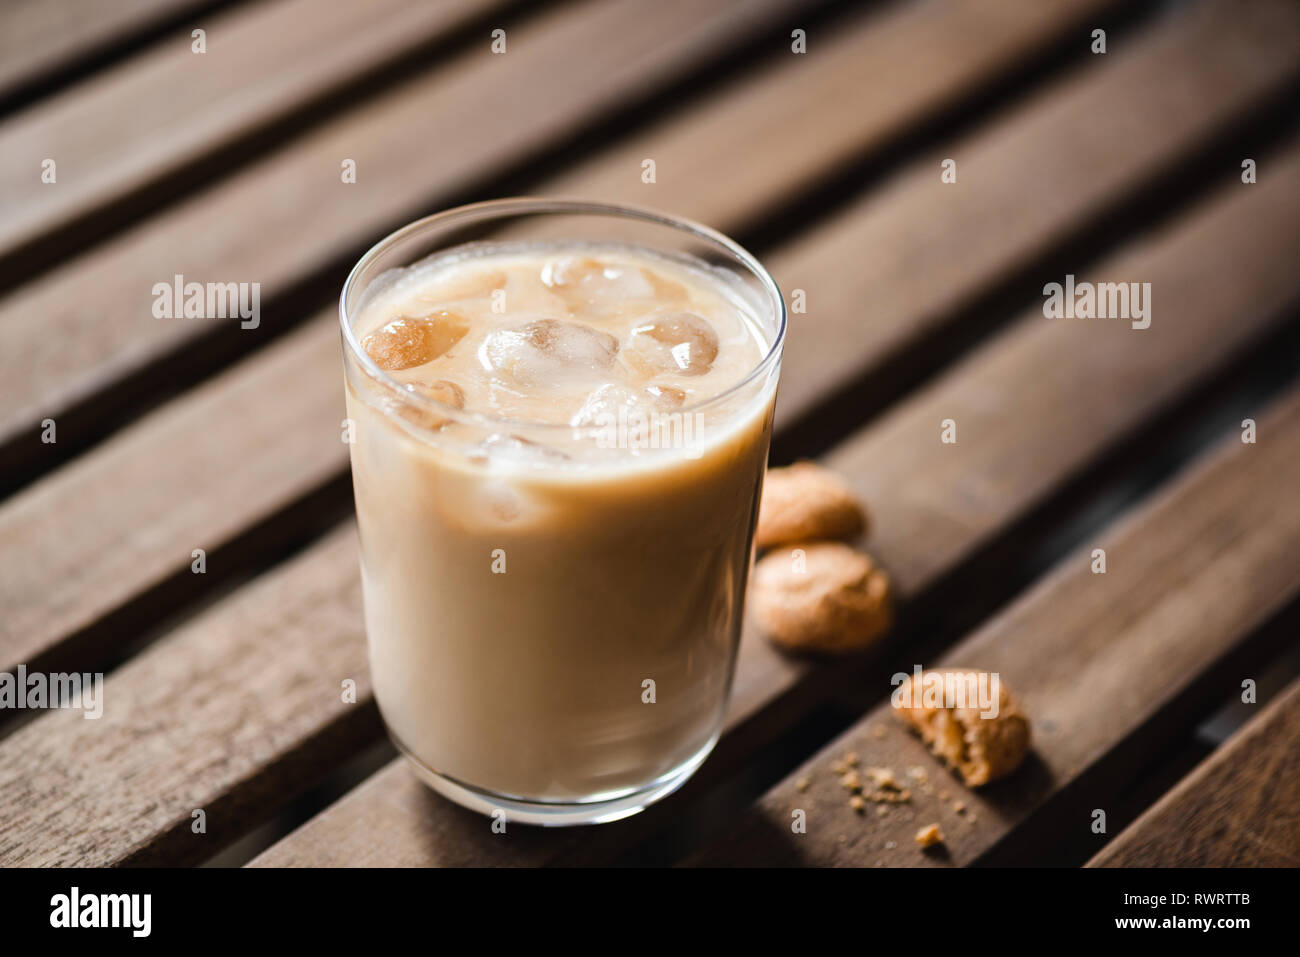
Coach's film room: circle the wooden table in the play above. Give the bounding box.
[1,0,1298,868]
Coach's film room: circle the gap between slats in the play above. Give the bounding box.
[0,0,247,114]
[1086,671,1300,867]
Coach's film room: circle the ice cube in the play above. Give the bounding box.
[644,383,687,408]
[470,433,570,467]
[362,310,470,371]
[568,383,646,428]
[480,319,619,384]
[456,443,566,529]
[420,379,466,409]
[400,379,465,431]
[569,383,666,450]
[624,312,719,377]
[541,256,685,313]
[497,269,567,318]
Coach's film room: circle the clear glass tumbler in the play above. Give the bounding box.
[340,199,785,824]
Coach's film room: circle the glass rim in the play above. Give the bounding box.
[338,197,787,434]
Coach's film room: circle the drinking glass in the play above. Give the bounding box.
[340,199,785,824]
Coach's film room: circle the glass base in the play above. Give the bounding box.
[390,731,718,827]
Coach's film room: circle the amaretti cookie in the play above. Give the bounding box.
[756,462,868,548]
[892,670,1031,786]
[749,542,893,653]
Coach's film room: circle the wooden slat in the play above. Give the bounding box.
[0,0,211,101]
[534,0,1128,234]
[249,141,1300,866]
[2,0,1300,868]
[691,385,1300,866]
[0,0,1140,678]
[0,526,374,867]
[769,0,1300,429]
[1087,678,1300,867]
[0,0,496,267]
[0,320,347,677]
[0,0,1121,481]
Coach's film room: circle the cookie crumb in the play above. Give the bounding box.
[954,802,966,814]
[865,767,902,791]
[844,751,860,768]
[840,770,862,792]
[795,776,810,793]
[849,795,866,814]
[915,824,944,847]
[876,805,889,817]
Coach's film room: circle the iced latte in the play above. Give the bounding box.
[340,201,784,824]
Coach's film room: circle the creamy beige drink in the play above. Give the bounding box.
[341,203,783,824]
